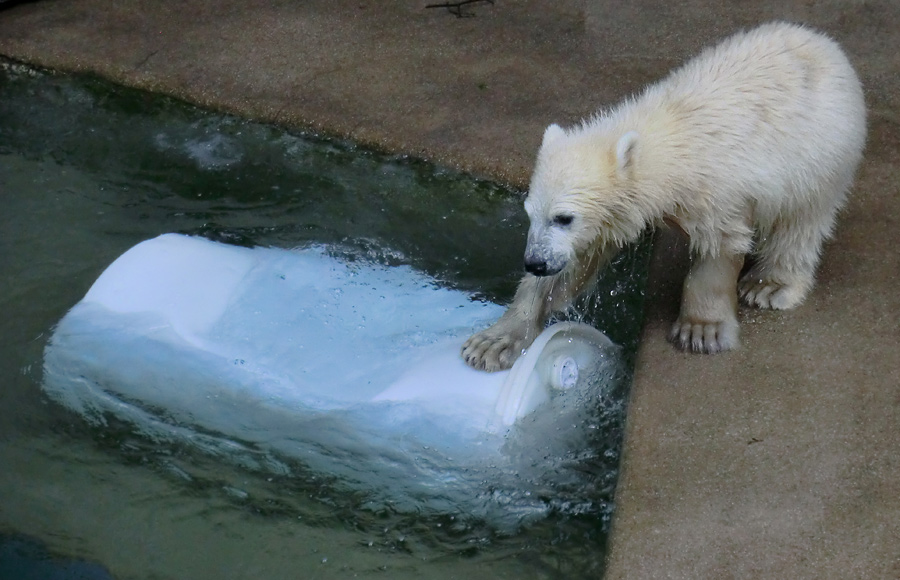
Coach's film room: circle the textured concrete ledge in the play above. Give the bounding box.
[1,1,898,577]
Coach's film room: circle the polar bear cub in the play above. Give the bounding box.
[462,22,866,371]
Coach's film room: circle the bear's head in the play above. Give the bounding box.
[522,123,640,277]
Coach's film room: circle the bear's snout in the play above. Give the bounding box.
[524,256,549,276]
[524,255,564,277]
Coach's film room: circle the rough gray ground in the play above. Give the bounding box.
[1,1,898,577]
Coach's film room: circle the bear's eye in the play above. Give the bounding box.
[552,214,574,227]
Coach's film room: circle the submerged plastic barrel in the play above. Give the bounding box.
[42,234,621,522]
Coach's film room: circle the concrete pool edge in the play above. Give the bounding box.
[1,1,898,578]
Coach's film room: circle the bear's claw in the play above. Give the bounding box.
[668,318,739,354]
[738,276,807,310]
[461,319,539,372]
[461,333,520,372]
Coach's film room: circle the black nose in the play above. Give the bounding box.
[524,258,548,276]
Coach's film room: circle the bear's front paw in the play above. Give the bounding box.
[668,316,739,354]
[461,320,538,372]
[738,276,807,310]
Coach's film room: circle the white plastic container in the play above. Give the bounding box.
[42,234,622,523]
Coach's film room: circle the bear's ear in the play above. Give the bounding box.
[542,123,566,147]
[615,131,639,175]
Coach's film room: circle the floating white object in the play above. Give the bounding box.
[42,234,621,523]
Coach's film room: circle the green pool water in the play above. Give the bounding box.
[0,61,651,579]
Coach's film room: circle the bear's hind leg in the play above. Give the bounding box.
[739,203,839,310]
[670,251,744,354]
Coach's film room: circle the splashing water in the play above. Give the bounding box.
[0,61,652,577]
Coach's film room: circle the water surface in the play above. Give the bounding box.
[0,61,650,579]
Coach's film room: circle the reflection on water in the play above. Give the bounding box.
[0,534,114,580]
[0,61,651,578]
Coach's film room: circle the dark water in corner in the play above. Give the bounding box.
[0,61,651,579]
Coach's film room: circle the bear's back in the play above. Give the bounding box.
[629,22,865,212]
[654,22,864,151]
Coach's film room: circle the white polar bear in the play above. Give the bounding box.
[462,21,866,372]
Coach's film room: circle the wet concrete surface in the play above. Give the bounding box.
[1,0,898,577]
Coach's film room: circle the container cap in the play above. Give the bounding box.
[493,322,614,427]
